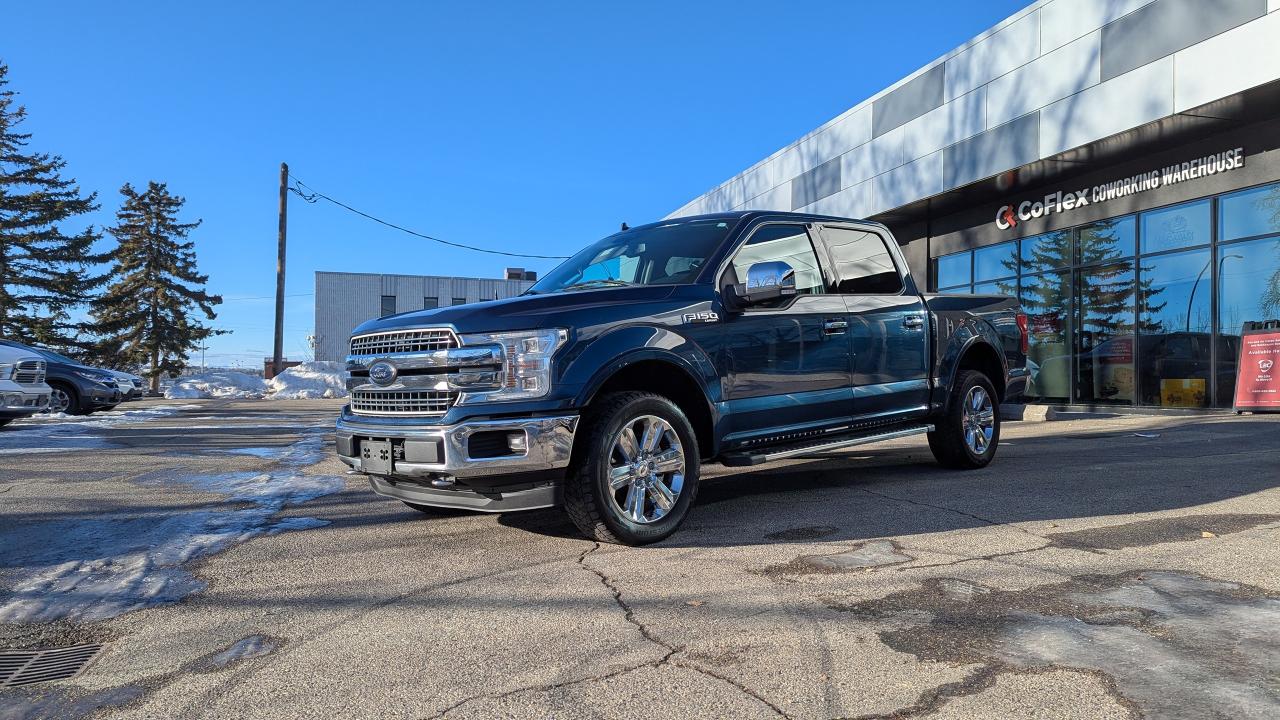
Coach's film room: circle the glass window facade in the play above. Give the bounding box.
[931,181,1280,408]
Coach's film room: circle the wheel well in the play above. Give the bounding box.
[956,343,1006,402]
[591,361,715,458]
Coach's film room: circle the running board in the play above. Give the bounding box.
[719,424,935,467]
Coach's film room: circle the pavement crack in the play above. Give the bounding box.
[577,542,675,651]
[858,486,1046,540]
[671,659,795,719]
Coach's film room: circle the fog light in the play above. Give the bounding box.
[507,432,528,453]
[5,394,20,407]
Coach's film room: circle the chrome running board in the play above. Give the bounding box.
[720,424,934,467]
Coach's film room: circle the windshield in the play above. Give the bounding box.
[529,219,734,294]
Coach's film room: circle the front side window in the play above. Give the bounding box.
[727,224,825,296]
[529,219,734,294]
[822,227,902,294]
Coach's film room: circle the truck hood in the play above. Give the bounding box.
[351,285,685,337]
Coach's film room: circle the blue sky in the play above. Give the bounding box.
[6,0,1027,367]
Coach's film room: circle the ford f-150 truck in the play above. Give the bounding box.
[337,212,1029,545]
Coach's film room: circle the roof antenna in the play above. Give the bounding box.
[620,222,629,231]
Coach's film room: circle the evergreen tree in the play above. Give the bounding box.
[0,63,105,346]
[92,182,223,390]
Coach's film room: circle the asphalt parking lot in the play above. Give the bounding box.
[1,399,1278,719]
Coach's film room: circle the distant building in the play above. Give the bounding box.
[313,271,536,362]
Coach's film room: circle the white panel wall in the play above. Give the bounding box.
[944,11,1041,100]
[676,0,1278,222]
[802,180,874,219]
[986,31,1100,128]
[1174,11,1280,111]
[902,87,986,163]
[1040,0,1157,52]
[1038,57,1173,157]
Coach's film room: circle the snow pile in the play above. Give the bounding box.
[265,361,348,399]
[165,371,267,399]
[0,430,344,623]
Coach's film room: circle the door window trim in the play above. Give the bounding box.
[717,221,833,308]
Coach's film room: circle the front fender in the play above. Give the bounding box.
[562,325,720,408]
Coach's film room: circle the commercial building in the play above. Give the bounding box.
[672,0,1280,410]
[313,271,535,362]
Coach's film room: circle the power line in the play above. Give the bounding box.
[287,174,570,260]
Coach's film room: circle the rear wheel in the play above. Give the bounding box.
[564,391,700,546]
[928,370,1000,469]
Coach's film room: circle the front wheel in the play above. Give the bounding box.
[563,391,700,546]
[928,370,1000,469]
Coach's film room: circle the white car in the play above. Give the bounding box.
[112,370,147,400]
[0,344,51,427]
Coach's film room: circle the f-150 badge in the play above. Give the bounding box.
[682,311,719,324]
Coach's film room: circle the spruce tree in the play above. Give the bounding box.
[0,63,105,346]
[92,182,223,391]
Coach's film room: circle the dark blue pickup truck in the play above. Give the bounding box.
[336,212,1029,544]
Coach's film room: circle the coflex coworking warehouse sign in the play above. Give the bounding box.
[995,148,1246,230]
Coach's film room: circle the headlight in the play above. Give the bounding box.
[0,364,12,380]
[73,370,112,385]
[456,328,567,404]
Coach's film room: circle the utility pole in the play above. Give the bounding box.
[273,162,288,378]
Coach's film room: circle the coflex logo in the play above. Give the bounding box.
[1261,359,1275,374]
[995,190,1090,230]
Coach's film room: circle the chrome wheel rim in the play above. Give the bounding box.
[48,388,71,414]
[962,386,995,455]
[606,415,685,524]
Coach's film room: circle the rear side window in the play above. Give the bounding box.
[822,227,903,294]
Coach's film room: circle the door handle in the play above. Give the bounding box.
[903,316,924,329]
[823,319,849,335]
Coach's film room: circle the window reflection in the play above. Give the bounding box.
[974,240,1017,282]
[1138,248,1212,407]
[936,252,971,290]
[1021,230,1072,274]
[1020,272,1071,402]
[1217,236,1280,406]
[1219,183,1280,241]
[1077,216,1135,265]
[1076,262,1135,404]
[1140,201,1210,254]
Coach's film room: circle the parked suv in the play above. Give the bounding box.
[0,344,51,426]
[0,340,122,415]
[111,370,147,400]
[336,212,1028,544]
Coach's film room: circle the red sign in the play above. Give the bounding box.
[1234,330,1280,411]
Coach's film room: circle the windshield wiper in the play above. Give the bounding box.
[560,279,635,291]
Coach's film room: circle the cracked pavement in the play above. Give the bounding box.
[1,399,1279,719]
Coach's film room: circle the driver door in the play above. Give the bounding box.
[718,222,854,445]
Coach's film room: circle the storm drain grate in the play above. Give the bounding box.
[0,644,103,688]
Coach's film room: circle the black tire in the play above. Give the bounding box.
[563,391,700,546]
[928,370,1001,469]
[47,382,81,415]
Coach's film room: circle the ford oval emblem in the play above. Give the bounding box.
[368,361,397,386]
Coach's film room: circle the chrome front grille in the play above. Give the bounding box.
[350,329,456,357]
[351,389,457,416]
[14,360,45,386]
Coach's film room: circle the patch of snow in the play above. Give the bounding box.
[0,405,203,454]
[265,361,348,399]
[212,432,329,465]
[0,431,345,623]
[165,371,267,399]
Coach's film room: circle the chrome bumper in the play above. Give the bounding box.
[335,413,579,479]
[0,388,49,413]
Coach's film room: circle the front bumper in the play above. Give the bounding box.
[336,413,579,480]
[0,387,50,416]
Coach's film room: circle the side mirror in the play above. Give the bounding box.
[726,261,798,309]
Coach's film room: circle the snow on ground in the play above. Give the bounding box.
[266,361,349,399]
[0,430,345,623]
[165,371,268,399]
[163,363,348,400]
[0,404,204,455]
